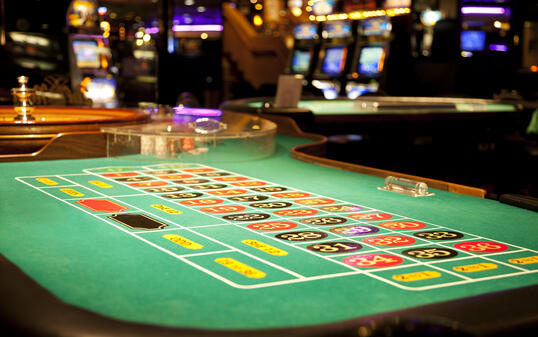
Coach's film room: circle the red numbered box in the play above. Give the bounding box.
[128,181,168,188]
[157,174,194,180]
[182,168,215,173]
[378,221,427,230]
[343,254,404,268]
[295,198,335,205]
[179,198,224,206]
[247,221,298,231]
[231,181,267,187]
[348,213,393,221]
[101,172,138,178]
[273,209,318,216]
[207,189,248,196]
[200,205,246,213]
[213,176,249,182]
[272,192,310,199]
[453,241,509,253]
[362,236,416,247]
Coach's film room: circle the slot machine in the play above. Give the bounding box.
[345,16,391,99]
[68,34,117,107]
[459,1,513,58]
[285,22,320,88]
[67,0,117,107]
[311,20,353,99]
[458,0,516,96]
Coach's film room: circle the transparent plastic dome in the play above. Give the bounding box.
[101,110,277,163]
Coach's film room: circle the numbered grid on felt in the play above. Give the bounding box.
[195,224,354,277]
[18,163,538,290]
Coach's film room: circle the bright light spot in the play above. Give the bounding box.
[494,21,502,28]
[197,6,205,12]
[84,79,116,103]
[134,50,155,59]
[97,6,107,16]
[9,32,50,47]
[136,39,143,46]
[489,44,507,52]
[135,31,144,38]
[143,33,151,42]
[420,9,442,27]
[291,8,302,17]
[461,51,473,57]
[253,15,263,26]
[185,0,194,5]
[461,6,505,15]
[200,33,208,39]
[530,65,538,72]
[255,4,263,10]
[322,88,338,100]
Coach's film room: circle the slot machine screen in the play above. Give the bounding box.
[293,23,318,40]
[460,31,486,51]
[360,18,390,36]
[358,46,384,76]
[72,40,100,69]
[291,50,312,74]
[324,21,351,39]
[322,47,347,75]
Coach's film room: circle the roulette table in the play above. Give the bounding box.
[219,96,527,135]
[221,97,536,196]
[0,106,148,155]
[0,110,537,337]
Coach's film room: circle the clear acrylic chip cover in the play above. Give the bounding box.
[102,110,277,163]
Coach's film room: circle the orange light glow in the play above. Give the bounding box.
[97,39,108,69]
[253,15,263,26]
[531,65,538,72]
[378,50,386,72]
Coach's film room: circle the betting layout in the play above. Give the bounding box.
[17,163,538,290]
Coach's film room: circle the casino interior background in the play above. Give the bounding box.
[0,0,537,200]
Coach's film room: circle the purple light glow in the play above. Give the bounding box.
[461,6,506,15]
[71,33,105,39]
[173,107,222,117]
[145,27,159,34]
[489,44,508,52]
[172,24,223,32]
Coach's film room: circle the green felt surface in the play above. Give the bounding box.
[0,135,537,330]
[245,100,516,115]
